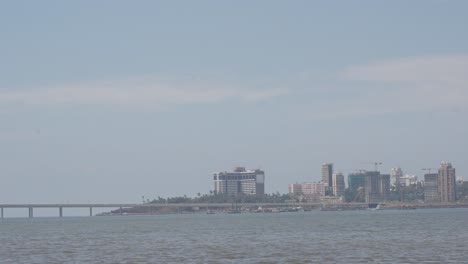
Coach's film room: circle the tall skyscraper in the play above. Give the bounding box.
[332,172,345,197]
[365,171,381,203]
[360,171,391,203]
[438,162,456,202]
[378,174,391,201]
[321,163,334,187]
[390,168,403,187]
[424,173,439,202]
[213,167,265,196]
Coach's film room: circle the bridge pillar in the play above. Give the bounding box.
[119,207,123,215]
[1,207,3,219]
[28,207,33,218]
[59,207,63,217]
[89,207,93,217]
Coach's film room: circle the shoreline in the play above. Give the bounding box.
[98,202,468,216]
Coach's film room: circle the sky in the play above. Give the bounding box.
[1,0,468,204]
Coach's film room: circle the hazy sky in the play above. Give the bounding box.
[1,1,468,203]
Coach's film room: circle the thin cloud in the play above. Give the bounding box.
[294,54,468,121]
[0,76,290,107]
[342,54,468,85]
[341,55,468,113]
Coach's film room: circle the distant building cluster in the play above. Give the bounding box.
[211,161,462,204]
[285,161,460,204]
[392,161,457,203]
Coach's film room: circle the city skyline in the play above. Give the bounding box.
[1,1,468,204]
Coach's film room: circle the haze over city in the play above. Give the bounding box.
[1,1,468,204]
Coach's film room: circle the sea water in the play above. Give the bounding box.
[0,208,467,263]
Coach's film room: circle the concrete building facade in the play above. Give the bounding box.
[332,172,345,197]
[213,167,265,196]
[348,173,366,193]
[321,163,334,187]
[288,183,303,196]
[288,182,325,202]
[379,174,391,201]
[365,171,381,204]
[399,175,418,187]
[390,167,403,187]
[438,162,456,202]
[361,171,391,203]
[288,182,325,196]
[424,173,439,202]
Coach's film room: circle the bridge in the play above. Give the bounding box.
[0,203,148,218]
[0,202,369,218]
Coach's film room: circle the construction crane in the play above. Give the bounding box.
[362,162,383,172]
[422,168,438,174]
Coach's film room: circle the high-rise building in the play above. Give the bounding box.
[424,173,439,202]
[321,163,334,187]
[347,172,367,202]
[438,162,456,202]
[321,163,334,196]
[348,173,366,193]
[213,167,265,196]
[365,171,381,203]
[379,174,391,201]
[349,171,391,203]
[332,172,345,197]
[390,168,403,187]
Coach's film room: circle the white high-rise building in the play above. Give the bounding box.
[390,167,403,187]
[332,172,345,197]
